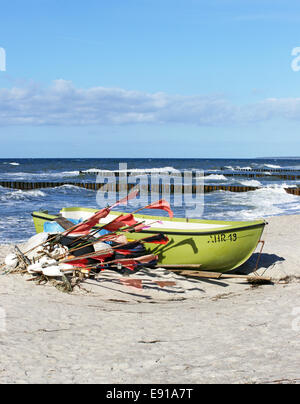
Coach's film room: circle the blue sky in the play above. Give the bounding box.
[0,0,300,158]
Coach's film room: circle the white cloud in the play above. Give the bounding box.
[0,79,299,126]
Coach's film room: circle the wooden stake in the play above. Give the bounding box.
[170,269,271,282]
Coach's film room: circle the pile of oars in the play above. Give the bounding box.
[1,190,173,292]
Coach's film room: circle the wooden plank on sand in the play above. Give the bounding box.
[174,270,271,282]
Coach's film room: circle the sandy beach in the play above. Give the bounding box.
[0,214,299,384]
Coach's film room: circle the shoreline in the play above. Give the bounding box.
[0,214,299,384]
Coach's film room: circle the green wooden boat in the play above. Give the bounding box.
[31,207,266,273]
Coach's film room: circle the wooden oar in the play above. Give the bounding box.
[23,187,140,256]
[61,254,158,273]
[63,186,140,237]
[63,218,164,257]
[54,197,165,256]
[56,221,147,260]
[66,220,146,252]
[60,233,168,264]
[62,217,164,259]
[23,216,105,256]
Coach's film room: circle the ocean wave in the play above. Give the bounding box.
[81,166,181,174]
[235,166,253,170]
[54,171,80,177]
[205,174,228,181]
[222,165,254,171]
[0,215,36,244]
[2,162,20,166]
[264,183,295,189]
[3,162,20,166]
[0,189,46,202]
[282,165,300,170]
[0,171,80,180]
[205,184,300,220]
[263,164,282,169]
[238,179,262,187]
[50,184,94,193]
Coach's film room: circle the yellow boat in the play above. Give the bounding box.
[32,207,266,273]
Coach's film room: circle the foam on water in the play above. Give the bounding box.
[205,174,228,181]
[82,166,180,174]
[204,184,300,220]
[0,170,80,180]
[0,188,46,202]
[263,164,282,169]
[2,162,21,166]
[238,179,263,187]
[234,166,253,170]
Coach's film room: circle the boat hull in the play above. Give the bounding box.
[31,208,266,273]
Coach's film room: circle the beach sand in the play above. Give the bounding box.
[0,215,299,384]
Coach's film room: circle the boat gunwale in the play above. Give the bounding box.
[31,211,267,236]
[59,206,264,227]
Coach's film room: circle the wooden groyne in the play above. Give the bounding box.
[220,168,300,173]
[79,170,300,180]
[80,168,300,175]
[284,187,300,196]
[0,181,260,193]
[2,181,299,195]
[214,173,300,180]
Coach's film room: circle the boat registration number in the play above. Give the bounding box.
[208,233,237,243]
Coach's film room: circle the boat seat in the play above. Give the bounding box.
[54,216,76,230]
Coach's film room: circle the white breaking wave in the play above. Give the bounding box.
[0,171,80,180]
[0,189,46,201]
[55,171,80,177]
[282,164,300,170]
[263,164,282,169]
[81,166,180,174]
[205,174,228,181]
[238,179,262,187]
[51,184,94,193]
[235,166,253,170]
[205,184,300,220]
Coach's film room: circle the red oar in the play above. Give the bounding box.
[132,199,173,218]
[63,218,164,257]
[57,220,147,259]
[90,254,158,272]
[65,186,140,236]
[60,234,168,264]
[23,186,140,255]
[66,188,140,245]
[61,254,158,273]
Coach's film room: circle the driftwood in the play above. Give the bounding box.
[14,245,31,266]
[167,269,272,283]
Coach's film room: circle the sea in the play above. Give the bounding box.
[0,157,300,244]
